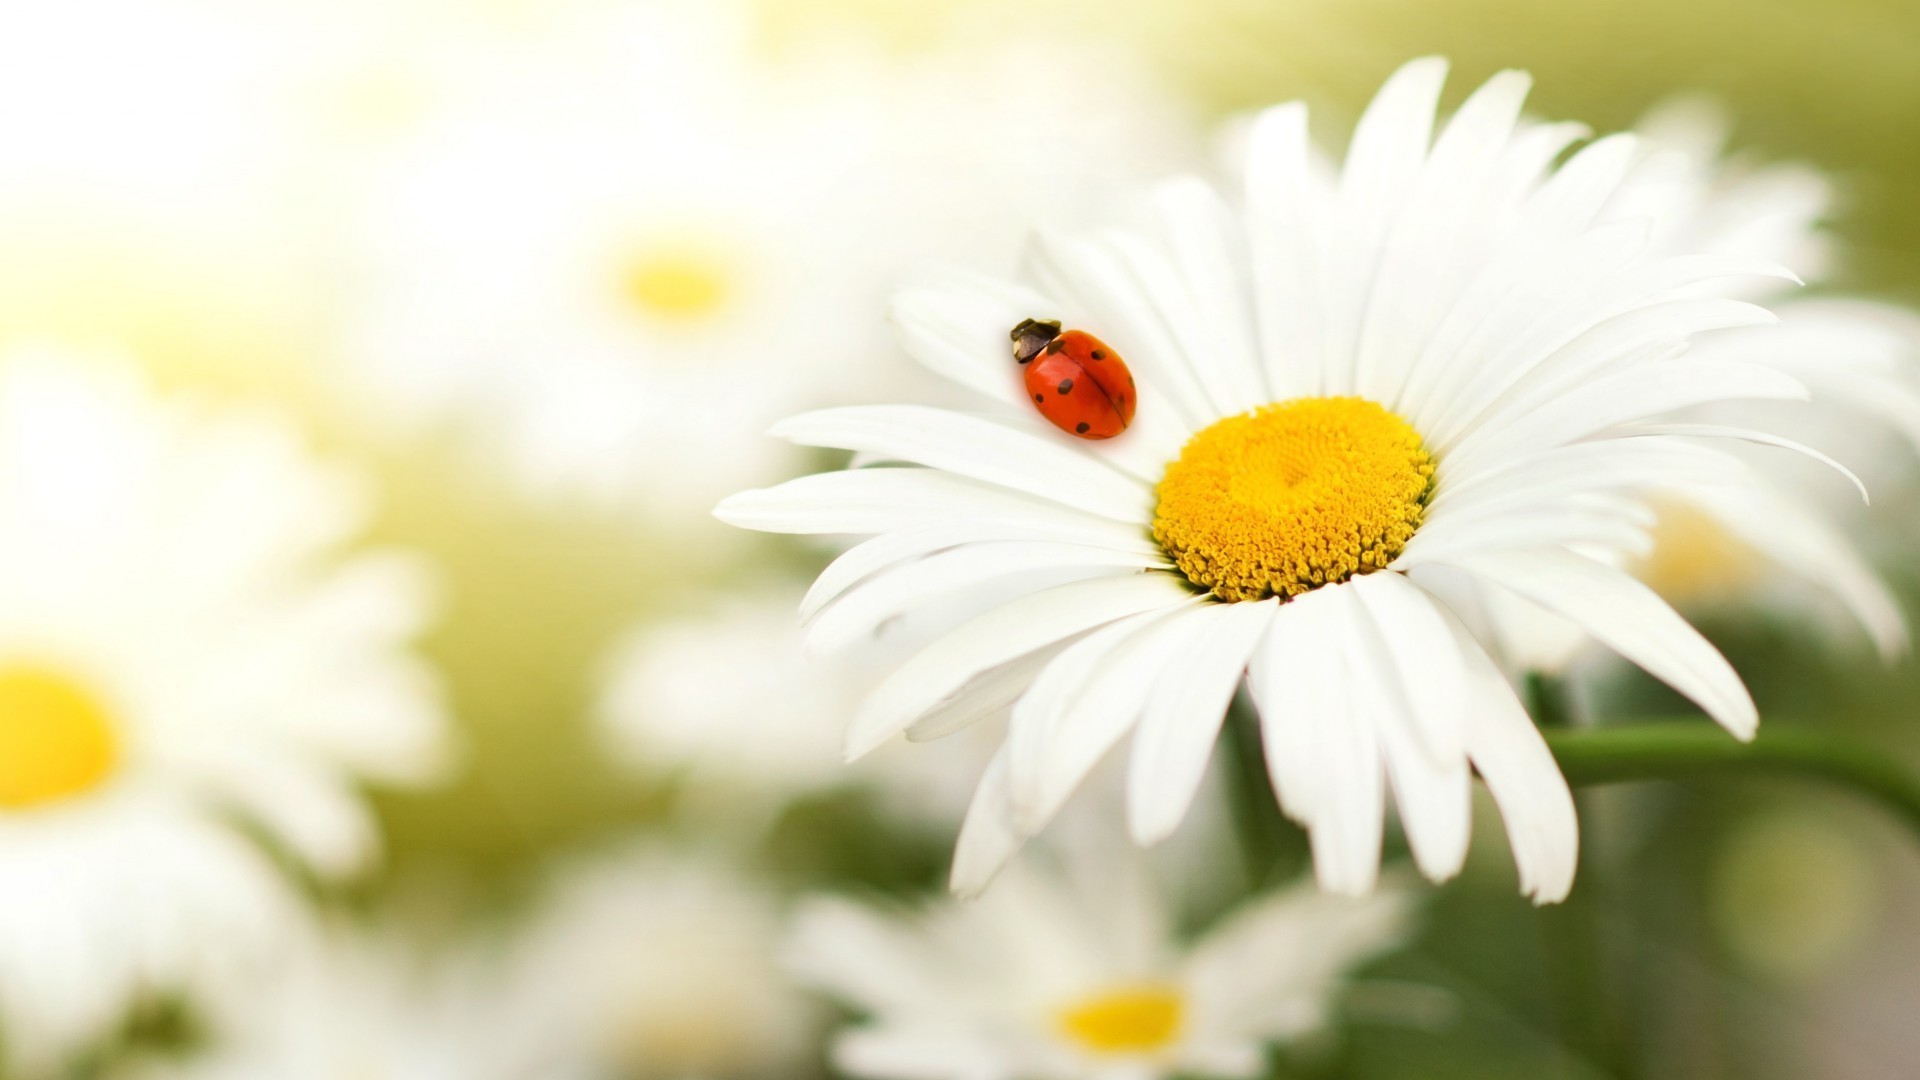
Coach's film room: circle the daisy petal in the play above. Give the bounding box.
[1010,603,1204,835]
[891,276,1057,410]
[1244,101,1328,400]
[1126,598,1279,845]
[950,747,1023,897]
[1684,483,1908,661]
[801,520,1161,623]
[846,572,1193,759]
[1247,587,1342,826]
[1442,610,1580,903]
[1624,422,1869,503]
[1324,56,1449,396]
[1337,581,1470,882]
[1436,547,1758,738]
[715,468,1105,535]
[804,541,1168,655]
[772,406,1152,523]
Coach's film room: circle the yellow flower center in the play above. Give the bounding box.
[1636,500,1764,602]
[0,666,119,809]
[1153,397,1435,602]
[620,248,733,323]
[1057,984,1185,1055]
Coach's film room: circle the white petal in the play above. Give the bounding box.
[1346,572,1466,764]
[1004,608,1176,819]
[716,467,1107,535]
[1325,581,1471,885]
[1354,69,1532,406]
[804,541,1168,655]
[1126,599,1279,845]
[950,746,1023,898]
[1323,56,1449,395]
[906,646,1064,743]
[1443,360,1809,474]
[1436,607,1580,903]
[1025,229,1212,431]
[890,276,1057,411]
[1247,587,1342,826]
[801,519,1161,623]
[1434,547,1758,738]
[1244,101,1328,400]
[1439,298,1780,448]
[1137,178,1269,412]
[846,572,1194,759]
[1009,602,1206,835]
[1523,132,1640,238]
[772,406,1152,523]
[1624,422,1868,503]
[1683,482,1908,661]
[1306,665,1386,897]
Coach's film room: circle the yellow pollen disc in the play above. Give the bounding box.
[1636,500,1763,601]
[1153,397,1435,602]
[0,666,119,809]
[1057,985,1185,1055]
[620,248,733,322]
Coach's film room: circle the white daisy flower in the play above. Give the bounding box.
[1482,99,1920,673]
[341,0,1195,513]
[596,585,1005,833]
[718,58,1848,903]
[787,839,1413,1080]
[0,347,450,1073]
[508,846,819,1079]
[108,928,536,1080]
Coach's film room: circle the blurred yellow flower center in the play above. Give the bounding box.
[1154,397,1434,602]
[621,249,733,322]
[1057,984,1185,1055]
[1637,500,1764,601]
[0,666,119,809]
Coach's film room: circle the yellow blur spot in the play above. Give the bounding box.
[1057,984,1185,1055]
[1636,500,1763,601]
[620,248,734,323]
[0,666,119,809]
[1154,397,1434,602]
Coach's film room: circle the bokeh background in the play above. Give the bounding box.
[7,0,1920,1077]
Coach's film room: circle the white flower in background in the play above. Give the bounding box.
[108,929,536,1080]
[341,0,1195,513]
[787,840,1413,1080]
[596,585,1002,832]
[1479,99,1920,673]
[718,58,1857,903]
[510,846,819,1079]
[0,348,450,1073]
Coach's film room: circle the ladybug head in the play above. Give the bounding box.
[1010,318,1063,365]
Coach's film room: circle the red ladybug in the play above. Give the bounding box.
[1010,319,1136,440]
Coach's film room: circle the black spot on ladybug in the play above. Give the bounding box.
[1090,350,1105,360]
[1058,378,1074,394]
[1076,422,1091,434]
[1034,393,1044,403]
[1045,339,1065,355]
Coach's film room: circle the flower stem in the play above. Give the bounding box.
[1545,722,1920,839]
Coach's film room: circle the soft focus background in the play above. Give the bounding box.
[7,0,1920,1077]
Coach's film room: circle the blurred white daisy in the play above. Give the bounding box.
[0,348,450,1073]
[787,840,1412,1080]
[509,846,819,1079]
[109,927,535,1080]
[1480,99,1920,674]
[719,58,1847,903]
[595,585,1003,833]
[341,0,1195,515]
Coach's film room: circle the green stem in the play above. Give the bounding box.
[1546,722,1920,839]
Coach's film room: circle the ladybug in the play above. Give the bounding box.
[1010,318,1137,440]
